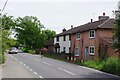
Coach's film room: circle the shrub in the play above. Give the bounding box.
[101,57,120,76]
[83,59,103,70]
[22,48,29,52]
[0,53,5,64]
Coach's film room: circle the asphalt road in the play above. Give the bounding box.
[2,53,120,79]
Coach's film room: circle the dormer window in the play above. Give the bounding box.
[89,30,95,38]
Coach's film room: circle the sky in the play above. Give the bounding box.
[0,0,119,34]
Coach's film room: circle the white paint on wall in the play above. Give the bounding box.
[54,35,71,53]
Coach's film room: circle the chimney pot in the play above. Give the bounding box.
[71,25,73,29]
[103,12,105,16]
[91,19,93,22]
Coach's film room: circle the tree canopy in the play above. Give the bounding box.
[15,16,47,50]
[113,14,120,53]
[1,14,16,52]
[42,29,56,40]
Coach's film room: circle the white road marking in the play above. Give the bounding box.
[39,75,43,78]
[23,64,26,66]
[26,66,29,69]
[8,54,44,78]
[78,66,119,78]
[43,62,52,66]
[30,69,33,71]
[63,69,76,75]
[78,66,103,73]
[57,67,76,75]
[34,72,38,75]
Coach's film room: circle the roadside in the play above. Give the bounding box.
[2,53,38,78]
[42,53,120,77]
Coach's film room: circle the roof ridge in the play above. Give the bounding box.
[97,19,110,28]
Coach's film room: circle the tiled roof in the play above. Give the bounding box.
[56,18,114,37]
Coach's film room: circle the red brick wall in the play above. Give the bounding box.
[71,28,114,61]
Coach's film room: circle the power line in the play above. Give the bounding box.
[1,0,8,13]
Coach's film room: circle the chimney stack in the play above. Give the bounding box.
[62,28,66,32]
[98,12,109,21]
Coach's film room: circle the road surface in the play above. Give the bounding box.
[2,53,120,79]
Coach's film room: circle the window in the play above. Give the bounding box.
[63,47,66,53]
[63,35,66,41]
[75,47,79,56]
[89,46,95,55]
[69,47,71,53]
[76,33,80,40]
[56,36,59,42]
[89,30,95,38]
[69,34,71,40]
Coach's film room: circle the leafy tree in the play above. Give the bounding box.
[113,14,120,58]
[42,29,56,40]
[15,16,46,50]
[1,14,16,52]
[0,14,16,64]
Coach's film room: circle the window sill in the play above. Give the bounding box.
[89,37,95,39]
[75,55,79,56]
[89,53,94,55]
[76,38,80,40]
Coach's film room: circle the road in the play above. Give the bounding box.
[2,53,120,79]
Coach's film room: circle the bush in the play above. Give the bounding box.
[82,59,103,70]
[0,53,5,64]
[28,50,36,54]
[22,48,29,52]
[101,57,120,76]
[81,57,120,76]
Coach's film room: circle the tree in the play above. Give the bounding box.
[113,14,120,57]
[0,14,16,64]
[42,29,56,40]
[15,16,46,50]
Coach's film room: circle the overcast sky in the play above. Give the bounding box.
[0,0,119,33]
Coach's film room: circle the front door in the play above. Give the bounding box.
[85,47,88,61]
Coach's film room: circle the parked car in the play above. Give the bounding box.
[8,47,18,54]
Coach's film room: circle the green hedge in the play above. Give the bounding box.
[101,57,120,76]
[82,57,120,76]
[0,53,5,64]
[82,59,103,70]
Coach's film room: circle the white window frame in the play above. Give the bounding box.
[75,47,79,56]
[76,33,80,40]
[89,30,95,38]
[89,46,95,55]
